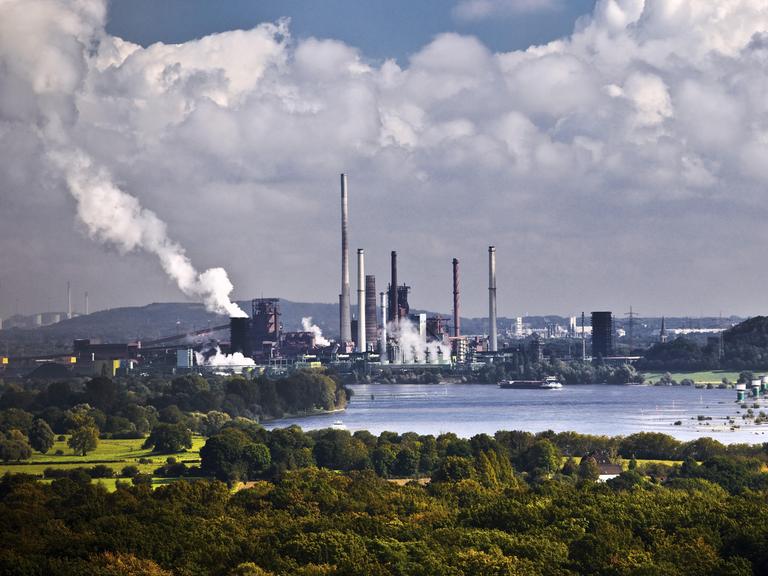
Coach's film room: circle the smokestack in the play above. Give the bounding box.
[488,246,497,352]
[67,281,72,320]
[365,275,377,347]
[357,249,366,353]
[390,251,398,325]
[84,291,89,316]
[340,174,352,343]
[452,258,460,338]
[380,291,388,362]
[581,311,586,360]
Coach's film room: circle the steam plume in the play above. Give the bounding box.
[301,316,330,347]
[51,149,247,317]
[195,346,255,372]
[389,317,450,365]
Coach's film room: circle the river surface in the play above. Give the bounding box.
[264,383,768,444]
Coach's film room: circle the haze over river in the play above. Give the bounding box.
[266,383,768,444]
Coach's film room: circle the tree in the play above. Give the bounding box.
[521,439,561,477]
[143,423,192,453]
[0,429,32,462]
[0,408,34,434]
[431,456,476,482]
[204,411,231,437]
[391,446,419,478]
[68,425,99,456]
[28,418,55,454]
[578,456,600,483]
[84,377,118,411]
[242,442,271,477]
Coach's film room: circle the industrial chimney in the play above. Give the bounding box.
[488,246,498,352]
[84,291,89,316]
[357,249,366,353]
[339,174,352,343]
[390,251,398,325]
[67,281,72,320]
[380,291,388,363]
[452,258,460,338]
[365,275,377,347]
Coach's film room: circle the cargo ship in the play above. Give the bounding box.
[498,376,563,390]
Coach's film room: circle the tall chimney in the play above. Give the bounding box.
[340,174,352,343]
[365,275,377,347]
[67,281,72,320]
[581,311,586,360]
[390,251,399,325]
[357,249,366,353]
[380,291,388,363]
[452,258,460,338]
[488,246,498,352]
[84,291,89,316]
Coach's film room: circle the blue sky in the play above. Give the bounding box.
[107,0,596,63]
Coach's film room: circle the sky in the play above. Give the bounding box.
[1,0,768,321]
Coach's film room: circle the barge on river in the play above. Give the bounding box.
[498,376,563,390]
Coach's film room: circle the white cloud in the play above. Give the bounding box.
[453,0,564,21]
[3,0,768,318]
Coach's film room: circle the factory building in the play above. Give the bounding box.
[230,298,282,361]
[591,311,613,358]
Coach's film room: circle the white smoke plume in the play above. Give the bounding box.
[301,316,330,347]
[195,347,255,372]
[389,317,450,365]
[0,0,246,318]
[53,150,247,317]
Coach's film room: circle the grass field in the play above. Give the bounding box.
[642,371,742,385]
[0,435,206,479]
[0,436,688,492]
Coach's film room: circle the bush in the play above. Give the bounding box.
[89,464,114,478]
[54,449,64,456]
[132,473,152,485]
[57,435,65,441]
[43,467,69,479]
[110,430,145,440]
[121,465,140,478]
[154,462,188,478]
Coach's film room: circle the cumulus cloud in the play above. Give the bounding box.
[2,0,768,320]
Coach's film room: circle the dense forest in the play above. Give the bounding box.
[0,370,347,455]
[1,436,767,575]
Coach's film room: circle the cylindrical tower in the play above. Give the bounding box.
[488,246,498,352]
[452,258,460,338]
[357,249,366,353]
[380,291,388,363]
[365,275,377,347]
[390,251,398,325]
[340,174,352,343]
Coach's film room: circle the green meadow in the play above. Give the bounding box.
[641,370,743,385]
[0,434,206,480]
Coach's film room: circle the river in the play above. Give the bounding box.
[264,383,768,444]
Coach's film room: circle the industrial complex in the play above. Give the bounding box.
[0,174,734,379]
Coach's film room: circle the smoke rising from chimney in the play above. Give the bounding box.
[52,150,247,318]
[301,316,330,347]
